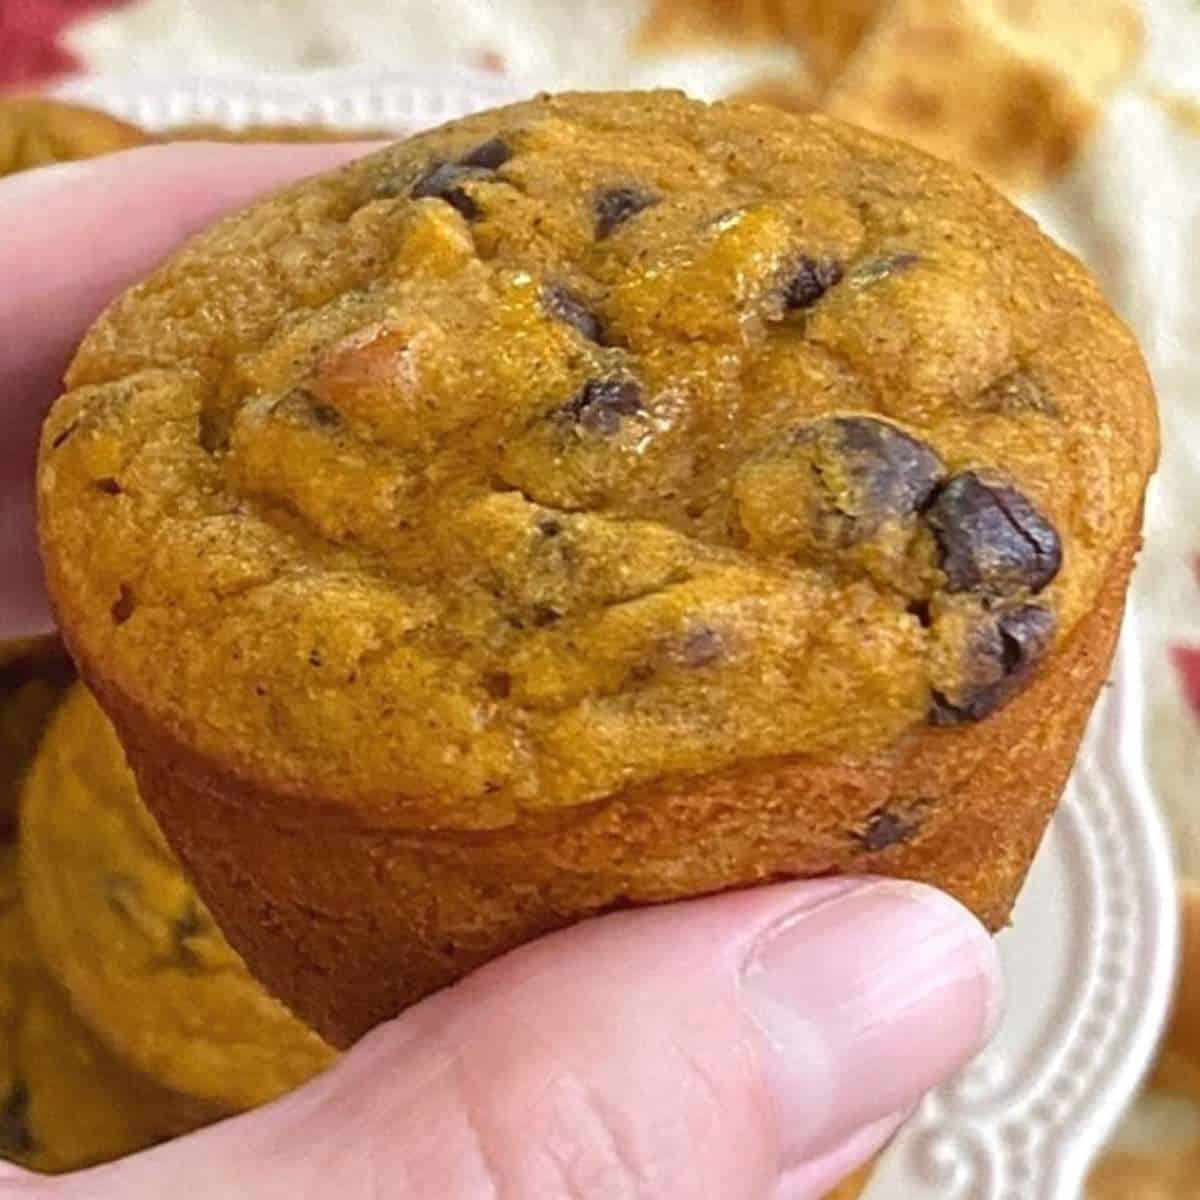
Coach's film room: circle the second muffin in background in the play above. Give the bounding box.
[21,685,335,1114]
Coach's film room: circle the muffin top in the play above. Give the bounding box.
[38,91,1156,830]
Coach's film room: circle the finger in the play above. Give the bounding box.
[0,141,384,640]
[56,879,1001,1200]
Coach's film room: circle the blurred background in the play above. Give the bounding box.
[4,1,1200,1196]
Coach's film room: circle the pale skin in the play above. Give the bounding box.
[0,144,1000,1200]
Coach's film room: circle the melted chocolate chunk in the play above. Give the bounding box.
[930,603,1055,725]
[459,136,512,170]
[543,285,605,343]
[855,806,923,851]
[564,378,643,435]
[594,186,658,239]
[926,472,1062,596]
[310,403,342,428]
[411,163,482,220]
[673,626,724,668]
[482,671,513,700]
[531,604,561,627]
[799,416,945,542]
[92,477,122,495]
[784,256,844,310]
[198,409,230,454]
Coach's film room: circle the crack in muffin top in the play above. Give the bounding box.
[38,91,1157,830]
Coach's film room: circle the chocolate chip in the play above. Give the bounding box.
[483,671,513,700]
[310,403,342,428]
[411,163,481,220]
[111,584,136,626]
[93,477,122,495]
[930,603,1055,725]
[907,599,933,628]
[198,409,230,454]
[784,256,844,310]
[848,251,920,288]
[925,472,1062,596]
[536,519,563,538]
[594,186,658,239]
[797,416,945,543]
[563,378,643,435]
[0,1081,34,1158]
[459,136,512,170]
[835,418,944,513]
[855,806,922,851]
[544,285,605,343]
[531,604,561,627]
[673,626,723,668]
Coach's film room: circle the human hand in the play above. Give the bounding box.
[0,146,1001,1199]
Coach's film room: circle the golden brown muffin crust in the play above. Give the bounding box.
[20,685,335,1111]
[40,91,1155,828]
[0,846,207,1173]
[37,90,1156,1044]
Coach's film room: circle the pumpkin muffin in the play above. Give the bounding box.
[37,90,1157,1046]
[0,845,208,1173]
[0,97,147,177]
[21,685,335,1112]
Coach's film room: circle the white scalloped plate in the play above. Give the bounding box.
[48,68,1178,1200]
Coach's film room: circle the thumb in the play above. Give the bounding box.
[49,878,1001,1200]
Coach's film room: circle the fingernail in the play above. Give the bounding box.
[741,879,1003,1167]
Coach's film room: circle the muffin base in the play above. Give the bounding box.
[72,534,1136,1048]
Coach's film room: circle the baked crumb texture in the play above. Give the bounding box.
[38,93,1156,1043]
